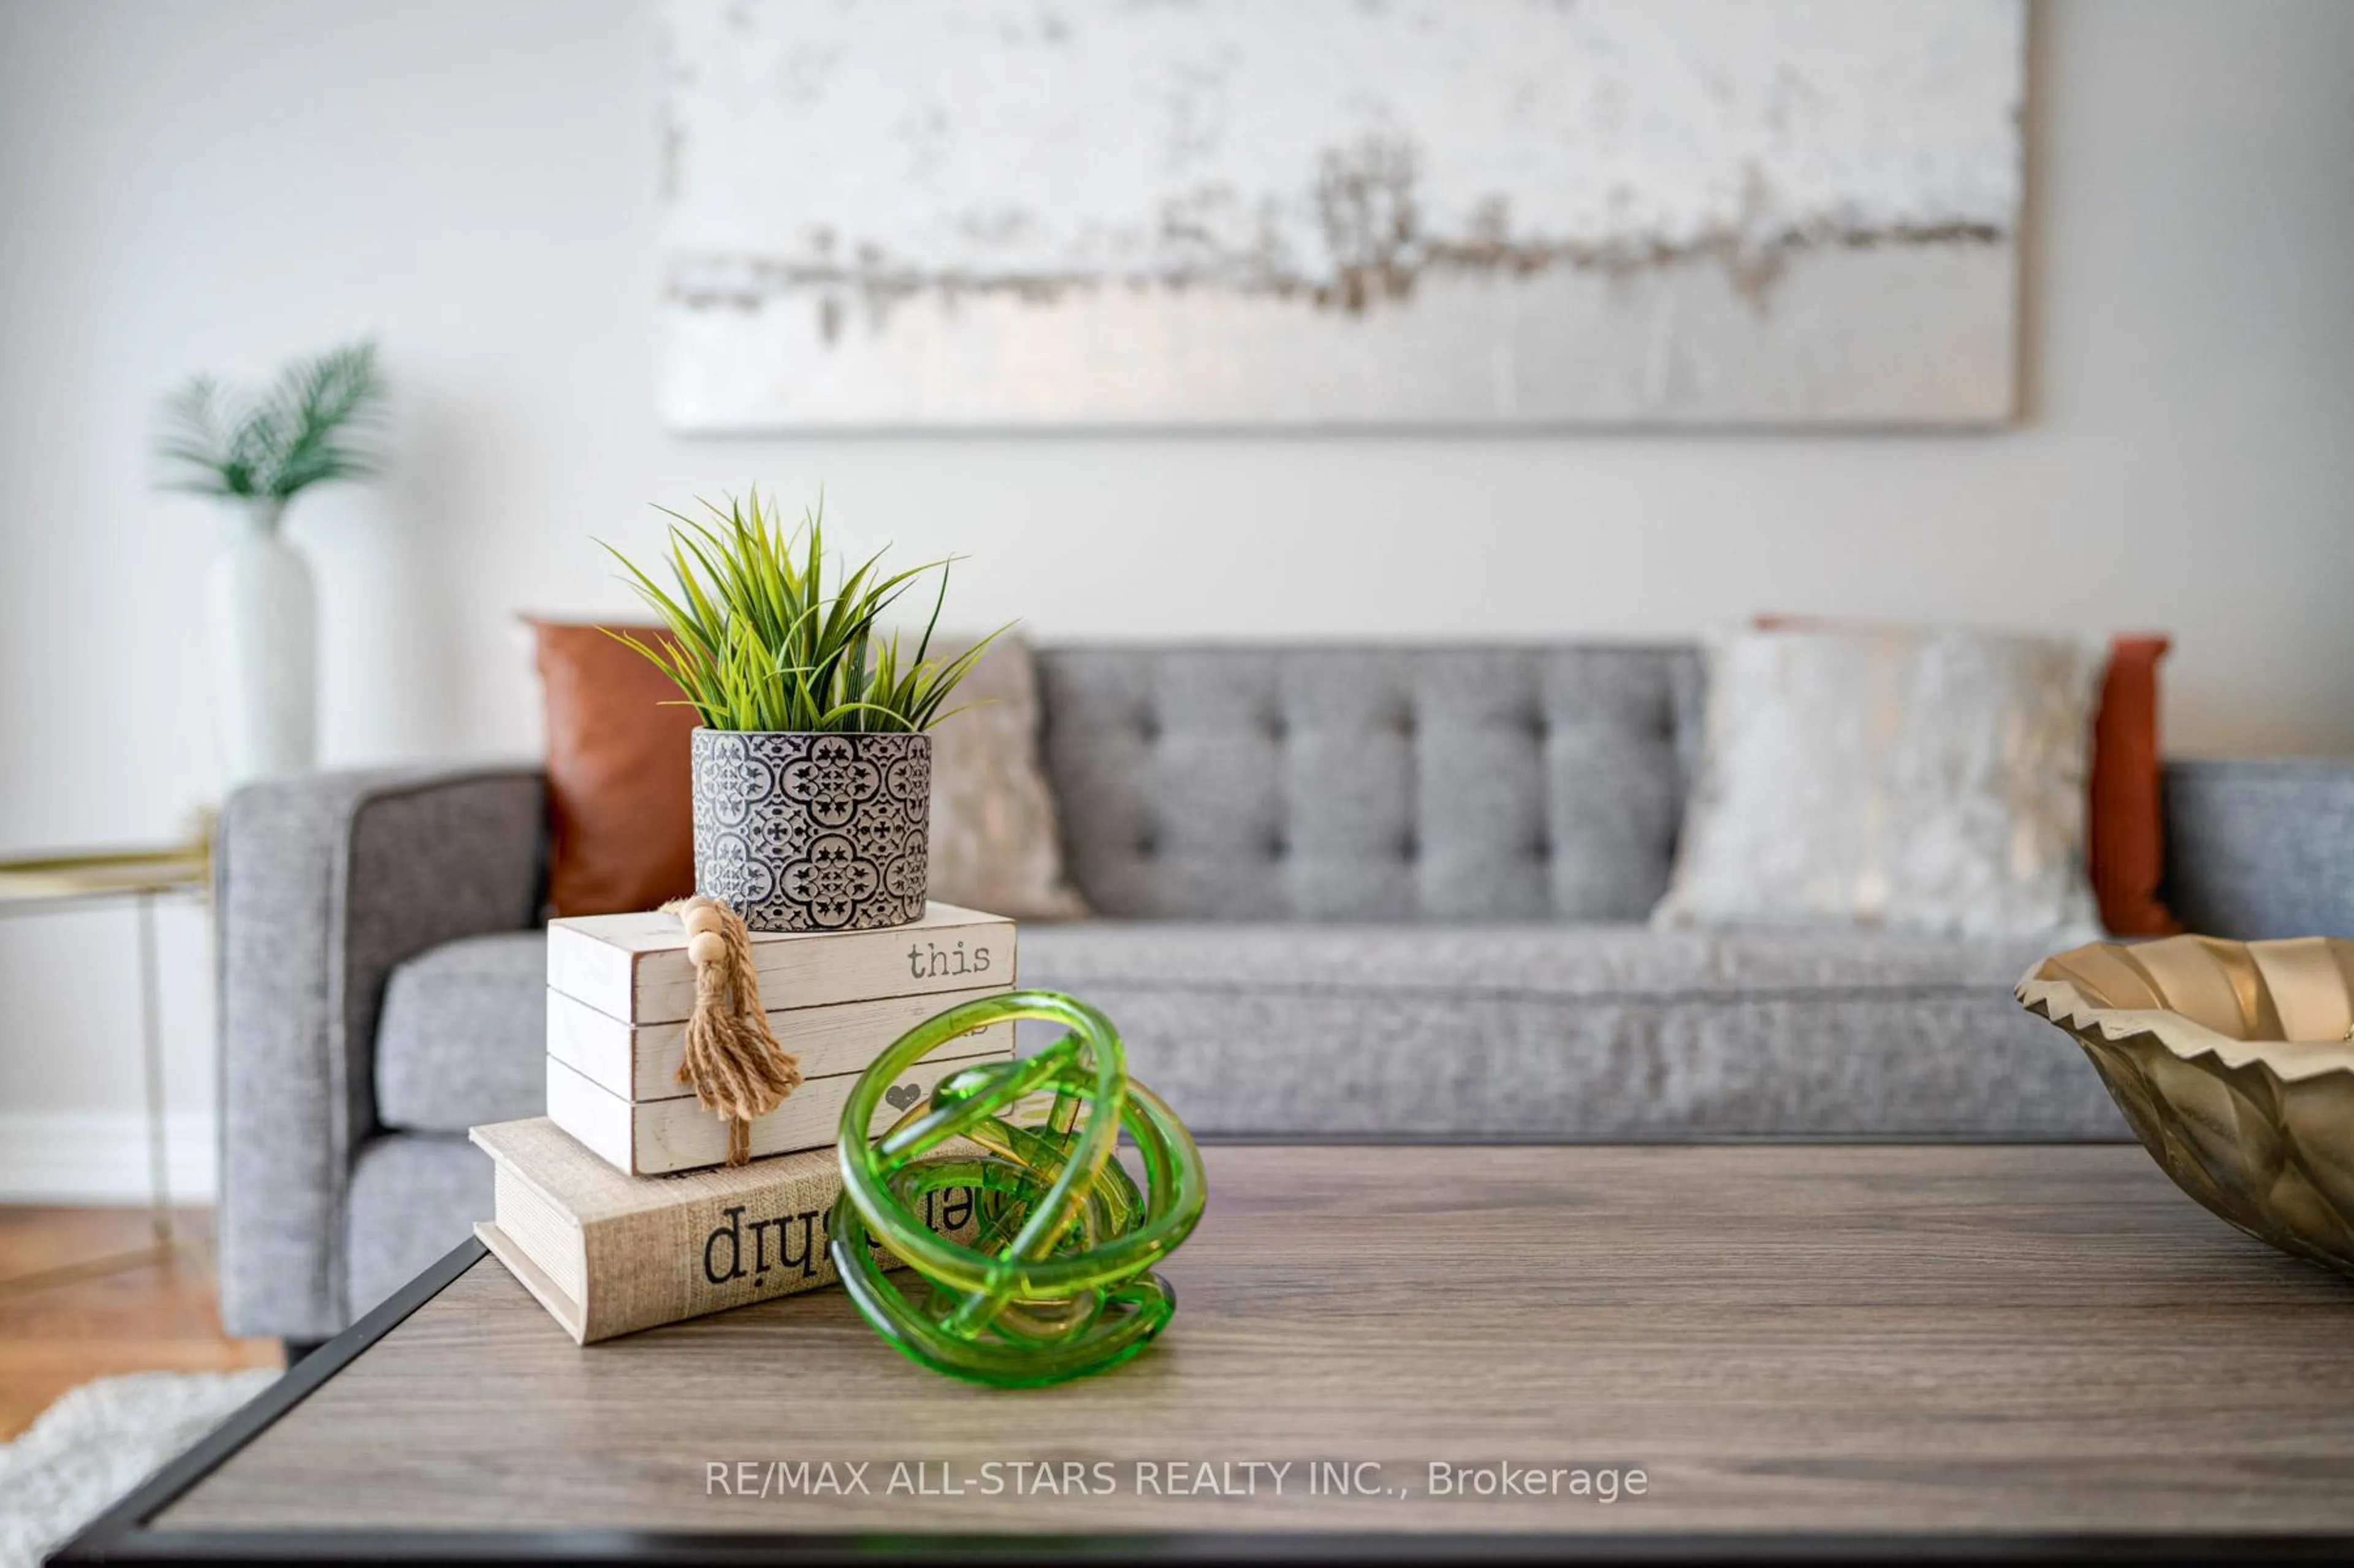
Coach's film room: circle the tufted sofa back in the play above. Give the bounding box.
[1034,644,1702,922]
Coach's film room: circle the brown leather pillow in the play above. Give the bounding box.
[2088,635,2180,937]
[530,619,699,918]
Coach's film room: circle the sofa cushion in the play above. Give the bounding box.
[371,918,2122,1141]
[2164,759,2354,940]
[375,931,547,1132]
[1035,645,1700,921]
[1017,922,2124,1139]
[346,1134,493,1318]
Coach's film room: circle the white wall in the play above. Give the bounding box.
[3,0,2352,1197]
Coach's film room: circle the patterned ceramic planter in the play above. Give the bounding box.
[690,729,931,932]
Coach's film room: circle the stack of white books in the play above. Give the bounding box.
[469,902,1014,1343]
[541,902,1018,1175]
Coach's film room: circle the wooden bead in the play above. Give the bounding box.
[682,905,728,938]
[687,931,729,967]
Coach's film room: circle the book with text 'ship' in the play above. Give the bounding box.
[471,1116,980,1345]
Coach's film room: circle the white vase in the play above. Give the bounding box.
[206,498,318,788]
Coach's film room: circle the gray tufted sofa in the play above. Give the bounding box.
[215,644,2354,1341]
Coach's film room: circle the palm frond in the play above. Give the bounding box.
[151,339,388,506]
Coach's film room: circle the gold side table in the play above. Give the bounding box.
[0,839,213,1296]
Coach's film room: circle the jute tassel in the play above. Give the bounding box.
[660,894,802,1165]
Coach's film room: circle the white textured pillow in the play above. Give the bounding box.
[1654,626,2103,937]
[924,634,1090,921]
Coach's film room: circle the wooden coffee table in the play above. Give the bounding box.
[58,1144,2354,1562]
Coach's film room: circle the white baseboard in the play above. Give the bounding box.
[0,1111,218,1205]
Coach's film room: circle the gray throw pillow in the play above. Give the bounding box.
[1654,625,2103,937]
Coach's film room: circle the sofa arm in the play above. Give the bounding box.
[2163,758,2354,940]
[215,763,546,1339]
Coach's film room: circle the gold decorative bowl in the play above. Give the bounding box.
[2019,936,2354,1276]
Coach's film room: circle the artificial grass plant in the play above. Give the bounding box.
[601,490,1005,734]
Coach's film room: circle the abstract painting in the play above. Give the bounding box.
[658,0,2024,429]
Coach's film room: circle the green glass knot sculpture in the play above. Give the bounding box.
[829,989,1207,1387]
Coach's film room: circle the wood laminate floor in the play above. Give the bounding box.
[0,1206,282,1441]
